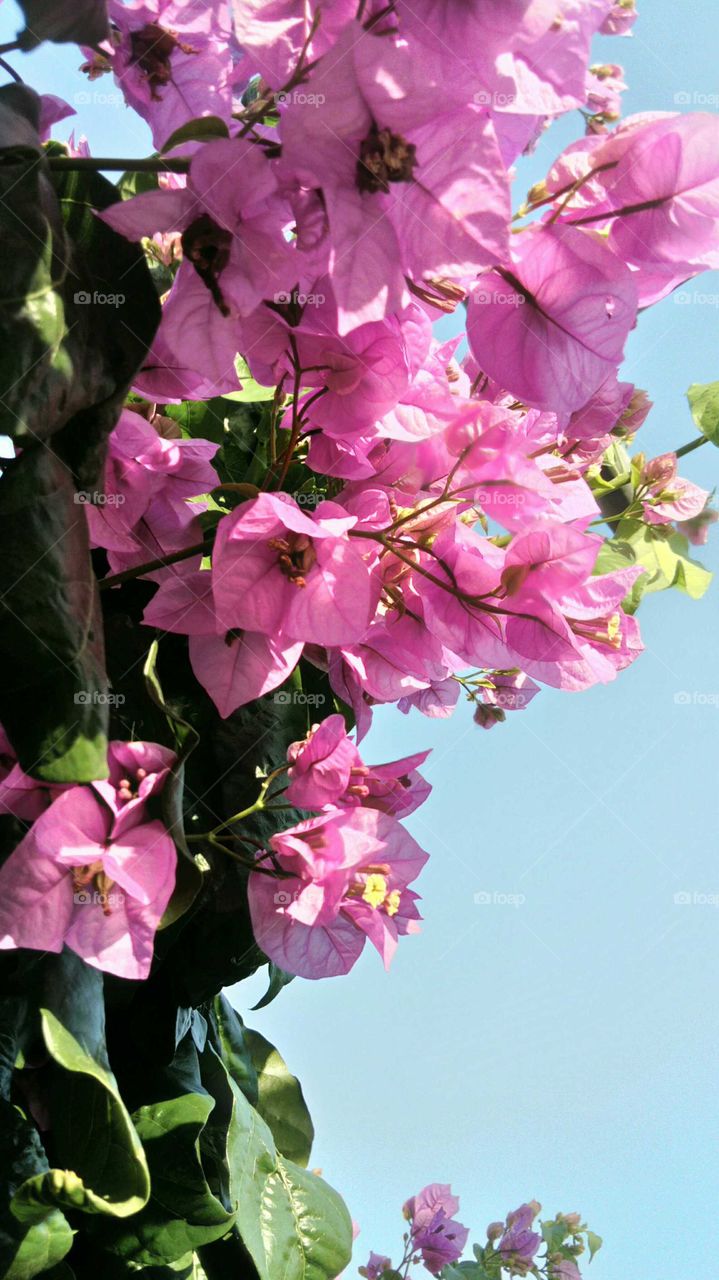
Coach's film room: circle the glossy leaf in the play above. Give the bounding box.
[99,1094,235,1265]
[227,1073,352,1280]
[244,1026,314,1167]
[0,450,109,782]
[12,1010,150,1219]
[687,381,719,446]
[161,117,230,154]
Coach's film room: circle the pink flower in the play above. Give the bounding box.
[101,137,291,391]
[285,715,363,810]
[600,1,637,35]
[473,672,541,729]
[38,94,76,141]
[85,408,218,564]
[585,62,626,127]
[91,740,175,834]
[497,1202,542,1273]
[0,787,176,980]
[285,716,431,816]
[212,493,379,647]
[248,808,428,978]
[99,0,235,149]
[563,114,719,286]
[550,1262,582,1280]
[279,22,510,332]
[231,0,356,88]
[142,560,303,717]
[639,453,710,526]
[467,224,637,414]
[359,1253,392,1280]
[359,751,431,819]
[391,0,609,120]
[403,1184,469,1275]
[676,504,719,547]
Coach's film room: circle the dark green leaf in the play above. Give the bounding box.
[143,640,204,928]
[211,997,258,1110]
[243,1027,313,1167]
[161,118,230,154]
[251,964,295,1012]
[12,1009,150,1218]
[0,450,109,781]
[98,1094,235,1265]
[226,1072,352,1280]
[16,0,108,48]
[0,1101,74,1280]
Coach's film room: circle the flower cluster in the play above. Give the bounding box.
[79,0,715,753]
[246,718,431,978]
[360,1187,601,1280]
[0,738,176,980]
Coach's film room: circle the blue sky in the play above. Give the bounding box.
[2,3,718,1277]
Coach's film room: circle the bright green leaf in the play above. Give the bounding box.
[99,1094,236,1266]
[161,117,230,154]
[687,381,719,445]
[13,1010,150,1219]
[244,1026,314,1167]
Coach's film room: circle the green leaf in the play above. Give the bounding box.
[13,1009,150,1219]
[243,1027,314,1167]
[15,0,109,48]
[603,518,712,602]
[211,997,258,1109]
[251,963,296,1011]
[541,1220,569,1253]
[586,1230,603,1261]
[227,1078,352,1280]
[47,145,162,493]
[0,1103,74,1280]
[99,1094,236,1266]
[161,117,230,154]
[441,1262,494,1280]
[223,358,276,403]
[0,450,109,781]
[687,381,719,445]
[143,640,204,928]
[0,93,158,475]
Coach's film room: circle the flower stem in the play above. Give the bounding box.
[98,538,214,590]
[46,156,191,173]
[675,435,709,459]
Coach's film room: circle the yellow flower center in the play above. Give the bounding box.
[362,874,389,909]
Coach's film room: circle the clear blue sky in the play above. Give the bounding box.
[3,4,718,1277]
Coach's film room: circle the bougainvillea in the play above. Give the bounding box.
[0,0,715,1275]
